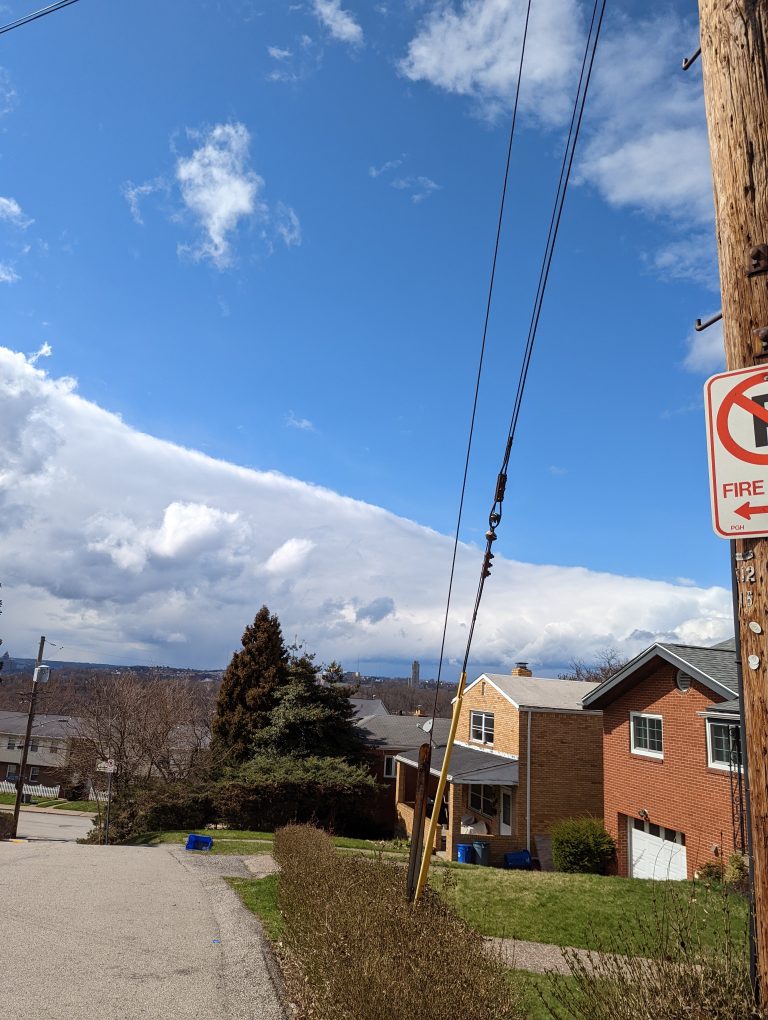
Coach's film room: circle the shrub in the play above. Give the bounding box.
[216,753,378,835]
[725,852,750,894]
[0,813,14,839]
[273,823,523,1020]
[551,816,616,874]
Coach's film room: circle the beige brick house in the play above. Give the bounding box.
[394,665,604,866]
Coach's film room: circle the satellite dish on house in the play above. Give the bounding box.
[421,718,433,734]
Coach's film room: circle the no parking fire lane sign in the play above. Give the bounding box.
[705,365,768,537]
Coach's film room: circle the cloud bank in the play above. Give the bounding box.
[0,348,730,671]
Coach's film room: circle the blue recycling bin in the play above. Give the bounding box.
[185,833,213,851]
[504,850,532,870]
[473,840,490,866]
[456,843,475,864]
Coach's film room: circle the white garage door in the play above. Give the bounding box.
[629,819,687,881]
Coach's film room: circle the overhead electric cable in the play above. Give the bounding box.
[0,0,81,38]
[415,0,608,902]
[429,0,533,729]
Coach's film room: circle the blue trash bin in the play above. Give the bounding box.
[473,840,490,866]
[456,843,475,864]
[504,850,532,870]
[186,833,214,851]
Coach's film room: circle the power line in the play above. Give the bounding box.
[459,0,608,678]
[0,0,81,38]
[429,0,533,728]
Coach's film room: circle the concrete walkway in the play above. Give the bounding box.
[0,841,284,1020]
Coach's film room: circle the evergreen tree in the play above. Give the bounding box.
[255,653,365,760]
[212,606,289,763]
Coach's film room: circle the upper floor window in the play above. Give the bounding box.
[707,720,742,771]
[383,755,396,779]
[6,737,15,750]
[470,710,494,744]
[630,712,663,759]
[30,740,39,753]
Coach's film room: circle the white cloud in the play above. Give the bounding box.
[176,123,266,268]
[313,0,363,46]
[578,14,713,224]
[0,197,32,229]
[391,175,441,203]
[0,263,18,283]
[369,158,404,178]
[0,347,732,670]
[27,342,52,365]
[121,179,165,226]
[268,46,293,60]
[400,0,584,125]
[263,537,316,575]
[286,410,315,431]
[274,202,302,247]
[651,234,720,292]
[683,319,725,375]
[0,67,15,116]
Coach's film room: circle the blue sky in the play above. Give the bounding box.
[0,0,733,675]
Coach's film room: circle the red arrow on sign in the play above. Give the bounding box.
[735,501,768,520]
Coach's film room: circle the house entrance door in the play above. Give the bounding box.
[500,788,513,835]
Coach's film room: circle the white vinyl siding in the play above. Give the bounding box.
[630,712,663,759]
[470,711,494,745]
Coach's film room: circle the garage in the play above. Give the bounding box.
[629,818,687,880]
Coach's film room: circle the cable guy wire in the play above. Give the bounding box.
[0,0,82,38]
[429,0,533,729]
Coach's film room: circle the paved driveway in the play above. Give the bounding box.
[13,808,94,841]
[0,842,284,1020]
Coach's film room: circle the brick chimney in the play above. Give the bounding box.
[511,662,532,677]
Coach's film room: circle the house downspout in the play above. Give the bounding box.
[526,709,532,853]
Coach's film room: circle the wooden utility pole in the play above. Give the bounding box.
[11,635,45,838]
[699,0,768,993]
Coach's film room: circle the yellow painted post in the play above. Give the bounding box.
[413,671,467,902]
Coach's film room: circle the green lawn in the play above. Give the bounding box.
[0,793,96,811]
[439,866,749,956]
[227,875,284,939]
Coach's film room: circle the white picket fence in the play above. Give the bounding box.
[88,786,110,803]
[0,779,61,798]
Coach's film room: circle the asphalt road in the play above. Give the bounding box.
[0,842,285,1019]
[13,808,94,841]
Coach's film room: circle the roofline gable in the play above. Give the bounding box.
[581,643,736,708]
[457,674,520,709]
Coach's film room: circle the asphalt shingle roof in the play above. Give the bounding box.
[0,711,75,739]
[396,742,519,785]
[657,643,739,697]
[480,674,601,710]
[356,714,451,750]
[350,698,389,718]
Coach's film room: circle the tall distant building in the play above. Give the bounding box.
[411,660,420,687]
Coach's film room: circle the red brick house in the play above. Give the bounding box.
[394,665,604,866]
[582,639,744,881]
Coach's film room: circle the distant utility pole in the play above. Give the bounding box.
[699,0,768,994]
[11,635,45,838]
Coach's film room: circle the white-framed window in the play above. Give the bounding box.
[630,712,663,759]
[29,740,39,753]
[28,766,39,783]
[707,720,742,771]
[470,710,494,744]
[383,755,396,778]
[468,784,495,816]
[6,737,16,750]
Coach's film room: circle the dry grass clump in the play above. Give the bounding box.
[273,824,523,1020]
[543,881,761,1019]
